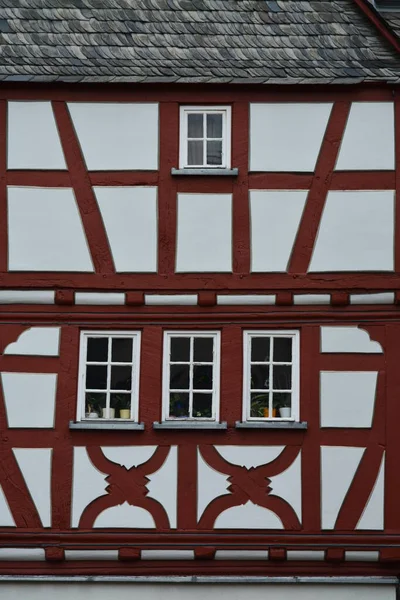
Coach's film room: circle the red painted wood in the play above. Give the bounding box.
[288,101,351,274]
[52,101,115,274]
[394,93,400,272]
[232,101,250,274]
[0,100,7,273]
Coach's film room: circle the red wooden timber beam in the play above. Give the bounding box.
[353,0,400,54]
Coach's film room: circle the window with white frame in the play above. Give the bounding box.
[162,331,220,420]
[77,331,141,421]
[179,106,231,169]
[243,331,300,422]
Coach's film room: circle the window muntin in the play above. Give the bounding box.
[180,106,231,169]
[243,331,300,422]
[163,331,220,421]
[77,331,141,421]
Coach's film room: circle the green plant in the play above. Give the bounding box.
[250,393,269,418]
[114,394,130,410]
[86,394,103,415]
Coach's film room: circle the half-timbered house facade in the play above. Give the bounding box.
[1,1,400,598]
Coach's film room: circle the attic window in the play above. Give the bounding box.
[179,106,231,169]
[374,0,400,10]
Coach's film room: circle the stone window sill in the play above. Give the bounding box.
[171,168,238,177]
[235,421,308,430]
[153,421,228,430]
[69,420,145,431]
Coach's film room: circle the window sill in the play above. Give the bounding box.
[171,168,238,177]
[69,420,145,431]
[235,421,308,430]
[153,421,228,430]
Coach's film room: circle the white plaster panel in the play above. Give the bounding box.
[145,295,198,306]
[217,295,276,305]
[321,326,383,354]
[293,294,330,305]
[215,551,269,560]
[350,292,395,305]
[197,450,230,522]
[250,190,307,272]
[269,452,302,523]
[4,327,60,356]
[287,551,325,561]
[71,447,108,528]
[147,446,177,529]
[0,548,45,561]
[0,484,15,526]
[215,500,284,529]
[141,550,194,560]
[345,551,380,562]
[176,194,232,272]
[321,446,365,529]
[320,371,378,428]
[68,103,158,170]
[0,290,55,304]
[214,446,284,469]
[356,453,385,530]
[309,191,394,272]
[250,103,332,172]
[8,187,94,272]
[2,373,57,429]
[94,502,155,529]
[13,448,52,528]
[94,187,157,272]
[101,446,157,470]
[8,101,66,170]
[1,584,395,600]
[75,293,125,305]
[336,102,394,170]
[65,550,118,561]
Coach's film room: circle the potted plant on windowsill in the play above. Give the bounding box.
[116,395,131,420]
[86,394,102,419]
[250,394,277,419]
[273,396,292,419]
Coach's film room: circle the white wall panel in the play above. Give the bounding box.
[8,101,66,170]
[71,447,107,528]
[176,193,232,272]
[215,501,284,529]
[0,484,15,526]
[4,327,60,356]
[8,187,93,272]
[68,103,158,170]
[336,102,394,170]
[320,371,378,428]
[197,450,230,522]
[356,453,384,530]
[94,502,155,528]
[94,186,157,272]
[321,446,365,529]
[269,452,302,523]
[13,448,52,527]
[147,447,177,529]
[250,190,307,272]
[0,583,395,600]
[309,191,394,272]
[2,372,57,428]
[321,326,383,354]
[250,103,332,172]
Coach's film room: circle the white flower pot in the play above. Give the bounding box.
[87,412,99,419]
[279,407,291,418]
[102,408,115,419]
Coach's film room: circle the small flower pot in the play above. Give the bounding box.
[279,407,291,418]
[102,408,115,419]
[263,408,277,418]
[87,412,99,419]
[119,409,131,419]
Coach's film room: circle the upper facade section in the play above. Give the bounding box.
[0,0,399,84]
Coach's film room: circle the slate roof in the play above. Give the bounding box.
[381,11,400,39]
[0,0,399,84]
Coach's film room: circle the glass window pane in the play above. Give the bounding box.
[250,393,270,418]
[170,337,190,362]
[193,365,213,390]
[273,392,292,418]
[112,338,132,363]
[111,393,131,418]
[169,392,189,418]
[111,365,132,390]
[170,364,190,389]
[188,113,203,138]
[188,140,203,165]
[273,365,292,390]
[207,113,222,138]
[251,337,270,362]
[194,337,213,362]
[87,337,108,362]
[86,365,107,389]
[273,338,292,362]
[251,365,270,390]
[193,393,212,418]
[85,392,106,418]
[206,140,222,165]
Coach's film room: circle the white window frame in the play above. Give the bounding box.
[77,330,141,422]
[179,106,231,169]
[162,330,221,422]
[243,330,300,422]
